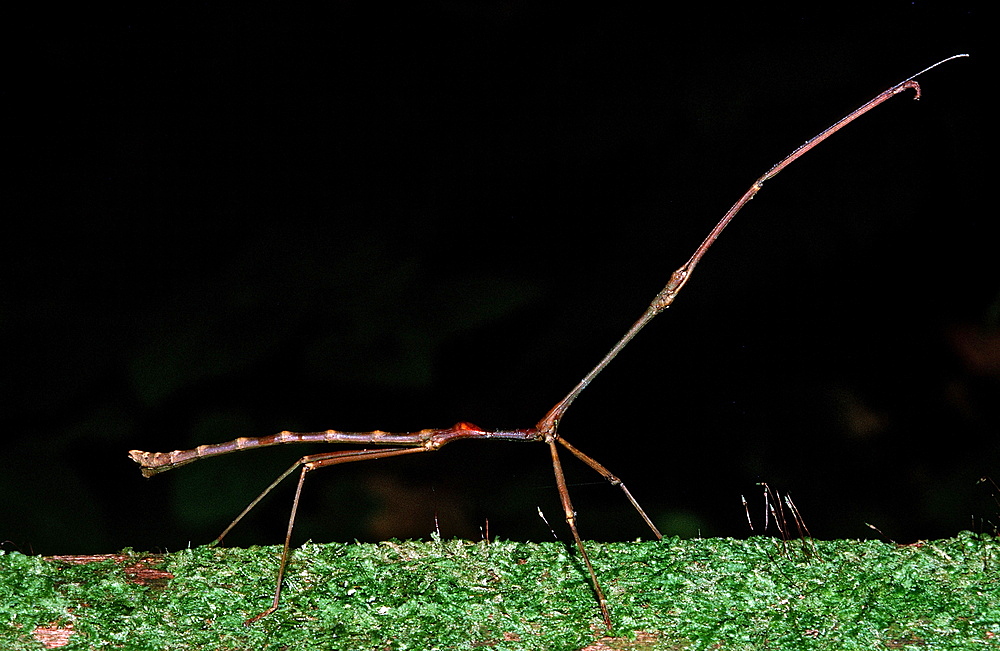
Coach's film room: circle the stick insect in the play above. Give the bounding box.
[130,54,968,628]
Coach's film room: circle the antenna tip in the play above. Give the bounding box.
[908,54,971,82]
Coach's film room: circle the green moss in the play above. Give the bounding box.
[2,533,998,650]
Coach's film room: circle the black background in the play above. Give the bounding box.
[2,4,991,557]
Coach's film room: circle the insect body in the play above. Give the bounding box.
[131,54,968,628]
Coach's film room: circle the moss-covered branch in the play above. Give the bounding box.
[3,533,998,650]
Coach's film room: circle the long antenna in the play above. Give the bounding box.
[536,54,969,434]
